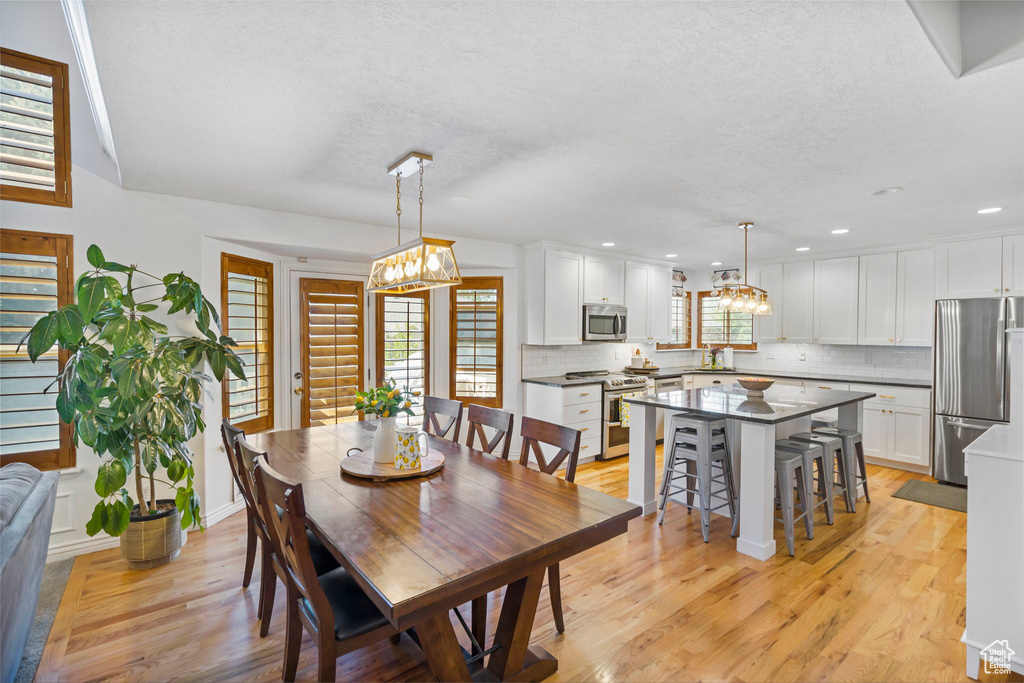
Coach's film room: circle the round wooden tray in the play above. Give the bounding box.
[624,366,660,374]
[339,450,445,482]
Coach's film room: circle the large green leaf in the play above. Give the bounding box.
[77,277,107,322]
[26,312,59,362]
[77,414,100,446]
[55,305,85,345]
[224,352,246,381]
[208,349,226,381]
[167,458,186,483]
[56,391,75,424]
[100,318,131,353]
[102,502,127,536]
[95,459,127,497]
[86,244,105,268]
[142,439,162,474]
[85,502,106,537]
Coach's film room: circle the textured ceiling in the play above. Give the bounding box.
[82,0,1024,267]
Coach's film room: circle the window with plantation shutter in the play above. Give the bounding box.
[1,48,72,208]
[450,277,503,408]
[0,228,74,469]
[697,290,756,350]
[221,254,274,433]
[376,291,428,421]
[658,290,692,350]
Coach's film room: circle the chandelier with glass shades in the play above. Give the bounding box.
[712,222,773,315]
[367,151,461,294]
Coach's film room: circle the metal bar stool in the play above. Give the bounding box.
[658,413,739,541]
[775,438,834,531]
[789,431,853,513]
[774,448,812,557]
[813,426,871,511]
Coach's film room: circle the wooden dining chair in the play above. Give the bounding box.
[465,404,514,459]
[220,420,256,588]
[518,416,583,633]
[253,456,399,683]
[421,395,464,442]
[233,437,339,637]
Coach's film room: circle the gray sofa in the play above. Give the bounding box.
[0,463,59,682]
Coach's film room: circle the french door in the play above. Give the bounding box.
[296,277,365,428]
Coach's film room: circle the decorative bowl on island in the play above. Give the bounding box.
[736,377,775,397]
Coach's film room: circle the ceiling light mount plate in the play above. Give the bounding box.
[871,187,903,196]
[388,151,433,177]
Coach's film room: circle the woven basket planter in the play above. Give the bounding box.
[119,499,186,569]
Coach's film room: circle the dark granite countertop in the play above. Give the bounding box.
[621,366,932,389]
[521,375,607,388]
[624,385,876,425]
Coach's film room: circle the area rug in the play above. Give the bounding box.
[891,479,967,513]
[14,558,75,683]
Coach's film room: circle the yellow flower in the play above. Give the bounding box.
[403,401,411,409]
[382,409,390,418]
[412,391,421,396]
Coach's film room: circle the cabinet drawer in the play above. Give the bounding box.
[563,403,599,421]
[577,434,603,459]
[563,418,601,439]
[563,386,601,406]
[808,382,850,392]
[850,383,931,408]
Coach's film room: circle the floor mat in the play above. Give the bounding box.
[891,479,967,513]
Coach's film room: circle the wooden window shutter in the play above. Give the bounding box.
[1,48,72,208]
[449,277,503,408]
[375,291,429,419]
[221,253,274,433]
[0,228,75,469]
[696,290,756,350]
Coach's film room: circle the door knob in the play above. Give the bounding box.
[293,387,303,395]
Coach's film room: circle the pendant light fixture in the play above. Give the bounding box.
[711,222,773,315]
[367,151,461,294]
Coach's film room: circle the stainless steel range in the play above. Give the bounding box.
[564,370,649,460]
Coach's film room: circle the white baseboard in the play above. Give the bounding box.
[45,500,245,563]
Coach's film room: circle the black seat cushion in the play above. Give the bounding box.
[299,566,390,641]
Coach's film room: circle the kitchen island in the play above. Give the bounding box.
[625,383,875,560]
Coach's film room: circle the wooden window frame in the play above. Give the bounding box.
[449,277,503,409]
[696,290,757,351]
[375,289,430,397]
[657,290,692,350]
[0,228,75,470]
[0,48,72,208]
[221,253,274,433]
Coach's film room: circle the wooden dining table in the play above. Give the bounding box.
[250,420,640,682]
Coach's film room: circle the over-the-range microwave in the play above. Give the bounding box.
[582,304,628,341]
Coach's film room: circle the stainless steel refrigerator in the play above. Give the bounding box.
[933,297,1022,485]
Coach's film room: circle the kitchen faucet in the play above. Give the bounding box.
[700,342,710,369]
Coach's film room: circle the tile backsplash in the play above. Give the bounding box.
[521,342,932,381]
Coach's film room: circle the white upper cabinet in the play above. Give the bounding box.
[755,264,784,343]
[782,261,815,343]
[524,246,584,345]
[583,254,625,305]
[1003,234,1024,296]
[858,252,898,345]
[813,257,859,345]
[895,249,935,346]
[935,237,1003,299]
[623,262,670,342]
[624,262,650,342]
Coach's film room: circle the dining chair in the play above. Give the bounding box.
[220,420,255,588]
[465,404,514,459]
[253,455,398,683]
[518,416,583,633]
[233,437,339,637]
[421,395,464,442]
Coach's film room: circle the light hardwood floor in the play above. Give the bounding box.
[36,452,1021,683]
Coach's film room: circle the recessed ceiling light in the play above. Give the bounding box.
[831,229,849,234]
[451,195,469,202]
[602,242,615,247]
[666,253,677,258]
[977,207,1002,214]
[871,187,903,196]
[711,261,722,266]
[796,247,810,251]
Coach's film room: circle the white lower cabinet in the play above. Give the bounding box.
[524,382,604,464]
[851,383,932,471]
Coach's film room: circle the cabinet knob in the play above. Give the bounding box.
[995,289,1000,292]
[889,338,893,342]
[1006,288,1011,292]
[782,337,787,341]
[896,338,901,342]
[579,392,590,396]
[579,409,590,414]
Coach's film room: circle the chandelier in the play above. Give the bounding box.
[367,152,461,294]
[711,222,773,315]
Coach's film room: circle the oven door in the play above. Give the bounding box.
[584,305,627,341]
[601,388,637,459]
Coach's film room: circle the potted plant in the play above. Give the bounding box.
[22,245,244,568]
[353,379,419,463]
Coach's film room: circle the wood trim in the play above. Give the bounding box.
[298,277,365,428]
[374,289,429,397]
[220,253,274,433]
[449,277,503,408]
[0,228,75,469]
[0,49,72,208]
[695,290,757,351]
[657,290,692,350]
